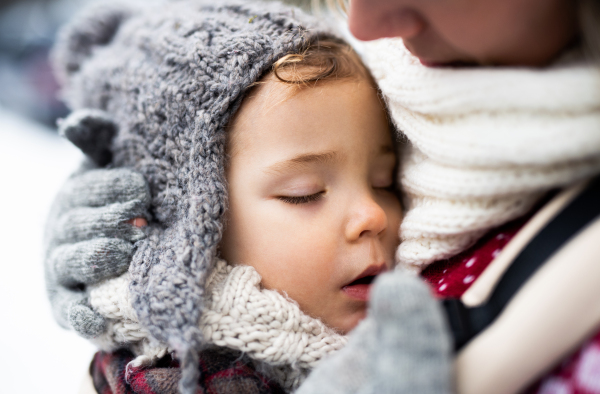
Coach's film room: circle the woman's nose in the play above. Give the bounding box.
[345,195,389,241]
[348,0,425,41]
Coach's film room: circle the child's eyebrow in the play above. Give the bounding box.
[264,151,339,175]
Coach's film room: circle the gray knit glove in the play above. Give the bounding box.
[44,110,151,338]
[297,270,453,394]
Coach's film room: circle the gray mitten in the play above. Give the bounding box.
[44,109,151,338]
[297,270,453,394]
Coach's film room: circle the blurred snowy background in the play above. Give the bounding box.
[0,0,104,392]
[0,0,314,392]
[0,108,93,393]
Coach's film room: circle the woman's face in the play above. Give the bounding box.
[347,0,579,66]
[220,76,402,334]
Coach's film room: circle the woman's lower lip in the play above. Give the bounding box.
[419,57,478,68]
[418,58,452,67]
[342,284,371,302]
[419,59,441,67]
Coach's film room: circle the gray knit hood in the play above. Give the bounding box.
[52,1,338,391]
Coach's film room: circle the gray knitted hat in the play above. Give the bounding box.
[52,1,338,391]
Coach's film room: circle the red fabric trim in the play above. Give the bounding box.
[421,215,529,298]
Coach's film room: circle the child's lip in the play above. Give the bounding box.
[342,284,372,302]
[351,263,389,284]
[341,263,389,302]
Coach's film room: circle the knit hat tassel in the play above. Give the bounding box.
[179,346,200,394]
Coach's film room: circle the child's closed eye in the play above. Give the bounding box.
[372,176,396,192]
[374,183,396,193]
[278,191,325,205]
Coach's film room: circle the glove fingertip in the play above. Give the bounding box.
[68,303,107,339]
[371,272,433,316]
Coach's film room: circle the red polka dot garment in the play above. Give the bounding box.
[421,216,526,299]
[421,214,600,394]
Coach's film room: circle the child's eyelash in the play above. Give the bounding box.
[377,183,396,192]
[278,191,325,205]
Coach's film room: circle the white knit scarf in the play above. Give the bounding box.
[360,39,600,271]
[89,260,347,391]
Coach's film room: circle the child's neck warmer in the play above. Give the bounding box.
[89,260,347,391]
[361,40,600,271]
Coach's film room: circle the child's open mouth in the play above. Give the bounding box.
[342,264,388,302]
[342,275,377,301]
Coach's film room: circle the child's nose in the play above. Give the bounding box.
[345,196,389,241]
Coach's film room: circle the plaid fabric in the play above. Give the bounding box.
[90,347,286,394]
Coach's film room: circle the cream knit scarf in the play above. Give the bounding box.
[88,260,347,391]
[360,39,600,271]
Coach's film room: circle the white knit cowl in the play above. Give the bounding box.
[88,260,347,391]
[360,39,600,271]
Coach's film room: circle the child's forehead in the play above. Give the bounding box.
[232,71,376,124]
[227,75,390,164]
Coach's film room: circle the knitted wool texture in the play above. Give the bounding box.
[89,260,347,391]
[361,40,600,271]
[51,1,337,392]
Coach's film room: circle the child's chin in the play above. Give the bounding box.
[330,309,368,335]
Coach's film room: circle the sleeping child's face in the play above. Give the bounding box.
[220,74,402,334]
